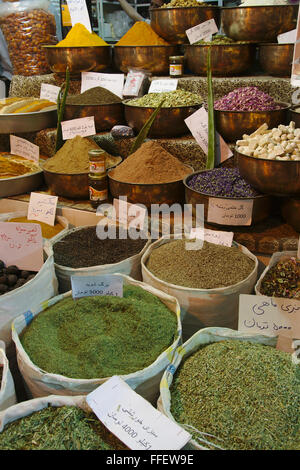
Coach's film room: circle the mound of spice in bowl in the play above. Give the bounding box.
[56,23,108,47]
[214,87,282,111]
[126,89,202,107]
[194,35,249,45]
[116,21,169,46]
[161,0,204,7]
[260,257,300,299]
[8,218,65,239]
[66,86,121,106]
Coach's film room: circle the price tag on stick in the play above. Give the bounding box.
[61,116,96,140]
[148,79,178,94]
[207,197,253,226]
[10,135,39,164]
[27,193,58,227]
[71,275,123,299]
[40,83,60,103]
[186,19,218,44]
[81,72,125,98]
[66,0,91,32]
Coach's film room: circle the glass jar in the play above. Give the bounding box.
[88,149,108,208]
[169,56,184,77]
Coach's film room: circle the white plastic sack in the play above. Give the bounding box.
[255,251,298,295]
[12,274,182,404]
[0,211,70,240]
[0,340,16,412]
[157,326,277,450]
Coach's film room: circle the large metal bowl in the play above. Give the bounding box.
[0,170,44,198]
[215,102,290,143]
[113,45,179,75]
[222,5,298,42]
[64,102,125,133]
[150,6,221,44]
[258,43,294,77]
[184,43,255,76]
[280,197,300,231]
[124,100,202,138]
[236,148,300,196]
[43,45,111,75]
[0,108,57,134]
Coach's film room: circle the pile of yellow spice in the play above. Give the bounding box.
[56,23,108,47]
[116,21,169,46]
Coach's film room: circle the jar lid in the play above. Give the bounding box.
[169,56,184,60]
[88,149,106,157]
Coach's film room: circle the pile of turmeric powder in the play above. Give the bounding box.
[116,21,169,46]
[8,217,65,239]
[56,23,108,47]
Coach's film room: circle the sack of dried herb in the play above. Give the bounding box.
[0,341,16,412]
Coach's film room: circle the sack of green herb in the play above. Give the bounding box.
[158,327,300,450]
[141,235,258,341]
[0,341,16,412]
[47,225,151,293]
[12,274,181,403]
[0,395,127,450]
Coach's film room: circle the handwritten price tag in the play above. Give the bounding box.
[10,135,39,164]
[186,19,218,45]
[86,376,191,450]
[207,197,253,226]
[66,0,91,32]
[71,275,123,299]
[148,79,178,94]
[27,193,58,227]
[277,29,296,44]
[113,198,146,231]
[40,83,60,103]
[0,222,43,271]
[81,72,125,98]
[61,116,96,140]
[190,227,234,247]
[123,70,145,97]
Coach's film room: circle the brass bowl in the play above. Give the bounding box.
[124,100,202,138]
[184,43,255,76]
[113,45,179,75]
[221,5,298,42]
[108,164,194,209]
[215,102,290,143]
[258,43,294,77]
[150,6,221,44]
[43,45,111,75]
[280,197,300,231]
[64,102,125,133]
[236,149,300,196]
[289,106,300,128]
[184,170,273,226]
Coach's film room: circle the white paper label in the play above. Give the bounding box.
[27,193,58,227]
[190,227,234,247]
[148,79,178,94]
[71,275,123,299]
[207,197,253,226]
[61,116,96,140]
[66,0,91,32]
[123,71,145,96]
[10,135,39,164]
[40,83,60,103]
[86,376,191,450]
[277,29,297,44]
[81,72,125,98]
[186,19,218,45]
[113,198,146,231]
[0,222,43,271]
[238,294,300,338]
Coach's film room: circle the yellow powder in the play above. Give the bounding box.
[8,218,64,239]
[56,23,108,47]
[116,21,169,46]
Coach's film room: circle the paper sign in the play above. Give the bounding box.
[71,274,123,299]
[186,19,218,45]
[190,227,233,247]
[10,135,39,164]
[27,193,58,227]
[86,376,191,450]
[0,222,43,271]
[291,7,300,86]
[61,116,96,140]
[207,197,253,226]
[113,198,146,231]
[123,70,145,97]
[148,79,178,94]
[81,72,125,98]
[238,294,300,338]
[277,29,297,44]
[40,83,60,103]
[66,0,91,32]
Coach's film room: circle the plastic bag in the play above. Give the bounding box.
[0,0,57,76]
[0,340,16,412]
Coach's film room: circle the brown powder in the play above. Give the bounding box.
[110,141,191,184]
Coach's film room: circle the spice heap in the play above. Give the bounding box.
[194,35,250,45]
[8,218,65,240]
[170,340,300,450]
[236,122,300,161]
[21,285,177,378]
[161,0,204,7]
[53,226,147,268]
[127,89,203,107]
[214,87,281,111]
[56,23,108,47]
[0,406,127,450]
[0,154,40,179]
[111,141,190,184]
[116,21,169,46]
[66,87,121,106]
[0,97,55,114]
[187,168,260,198]
[260,257,300,298]
[146,240,255,289]
[0,261,36,296]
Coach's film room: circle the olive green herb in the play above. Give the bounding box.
[127,89,202,107]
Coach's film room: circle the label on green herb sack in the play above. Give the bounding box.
[148,79,178,94]
[66,0,91,32]
[86,376,191,450]
[81,72,125,98]
[40,83,60,103]
[10,135,39,164]
[190,227,233,247]
[185,19,218,45]
[27,193,58,227]
[61,116,96,140]
[113,198,146,231]
[71,275,123,299]
[207,197,253,226]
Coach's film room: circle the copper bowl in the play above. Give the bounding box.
[184,170,273,226]
[43,45,111,75]
[289,106,300,128]
[150,6,221,44]
[258,43,294,77]
[113,45,179,75]
[124,100,202,138]
[108,165,194,209]
[280,197,300,231]
[215,102,290,143]
[184,43,255,76]
[222,5,298,42]
[236,148,300,196]
[64,102,125,133]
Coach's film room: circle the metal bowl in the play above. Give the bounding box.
[222,5,298,42]
[150,6,221,44]
[258,43,294,77]
[280,196,300,231]
[0,108,57,134]
[236,148,300,196]
[113,45,179,75]
[184,170,272,226]
[0,169,44,198]
[124,100,202,138]
[215,102,290,143]
[43,45,111,75]
[108,164,194,209]
[184,43,255,76]
[289,106,300,128]
[64,102,125,133]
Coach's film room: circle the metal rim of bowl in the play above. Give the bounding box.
[222,5,297,9]
[184,43,253,48]
[150,5,220,11]
[0,108,57,117]
[113,45,179,48]
[0,168,43,181]
[258,42,295,46]
[123,98,203,110]
[214,101,291,114]
[65,102,123,107]
[109,164,194,187]
[235,147,300,164]
[43,45,110,50]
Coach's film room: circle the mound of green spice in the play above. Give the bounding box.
[21,285,177,379]
[0,406,128,450]
[171,340,300,450]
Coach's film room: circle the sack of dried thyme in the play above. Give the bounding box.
[0,341,16,412]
